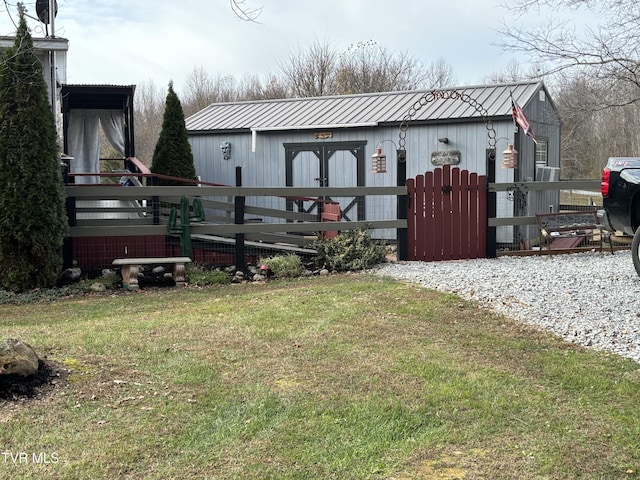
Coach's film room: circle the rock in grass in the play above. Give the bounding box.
[61,267,81,283]
[0,339,39,377]
[90,283,107,292]
[152,266,165,275]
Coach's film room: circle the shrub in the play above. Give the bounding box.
[259,255,303,278]
[76,271,121,292]
[0,288,68,305]
[313,228,386,272]
[150,81,197,186]
[0,8,68,292]
[186,265,232,286]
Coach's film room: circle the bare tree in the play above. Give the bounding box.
[554,73,640,178]
[483,58,542,84]
[260,74,290,100]
[335,40,431,94]
[181,69,290,111]
[182,67,239,117]
[498,1,640,177]
[278,37,338,97]
[555,75,604,177]
[423,57,457,89]
[499,0,640,108]
[133,80,165,166]
[277,38,438,98]
[230,0,263,22]
[237,73,290,100]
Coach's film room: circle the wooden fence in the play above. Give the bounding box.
[487,179,602,255]
[407,165,487,262]
[64,177,604,269]
[64,185,406,269]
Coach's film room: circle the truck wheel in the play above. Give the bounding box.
[632,227,640,277]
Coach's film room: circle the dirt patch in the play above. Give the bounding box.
[0,359,69,402]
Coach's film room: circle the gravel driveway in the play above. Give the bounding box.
[376,250,640,363]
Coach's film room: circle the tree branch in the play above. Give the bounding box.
[229,0,263,22]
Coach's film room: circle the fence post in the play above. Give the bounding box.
[397,149,408,261]
[235,166,246,271]
[486,149,497,258]
[63,195,77,268]
[149,175,160,225]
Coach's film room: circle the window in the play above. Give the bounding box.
[535,140,548,167]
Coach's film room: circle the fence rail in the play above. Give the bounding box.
[65,181,602,237]
[64,183,407,269]
[64,179,607,268]
[65,185,407,237]
[488,180,601,228]
[66,185,407,199]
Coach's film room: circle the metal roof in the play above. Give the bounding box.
[0,35,69,52]
[186,81,548,133]
[61,84,136,110]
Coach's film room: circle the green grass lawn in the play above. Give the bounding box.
[0,274,639,479]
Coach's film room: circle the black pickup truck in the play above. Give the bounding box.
[600,157,640,274]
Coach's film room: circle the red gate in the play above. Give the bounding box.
[407,164,487,262]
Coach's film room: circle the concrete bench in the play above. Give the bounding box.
[535,210,613,254]
[112,257,192,290]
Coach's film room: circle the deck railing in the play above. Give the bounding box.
[63,169,612,269]
[64,182,407,269]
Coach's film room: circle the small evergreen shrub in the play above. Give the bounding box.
[150,81,197,186]
[313,228,386,272]
[76,271,121,292]
[186,265,232,286]
[100,271,121,289]
[259,255,303,278]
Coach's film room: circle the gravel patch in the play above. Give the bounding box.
[376,250,640,363]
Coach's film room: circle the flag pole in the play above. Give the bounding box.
[509,90,517,133]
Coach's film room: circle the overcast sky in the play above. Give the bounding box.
[0,0,591,96]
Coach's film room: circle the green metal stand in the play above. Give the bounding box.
[168,196,205,258]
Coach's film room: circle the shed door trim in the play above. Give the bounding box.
[284,141,366,221]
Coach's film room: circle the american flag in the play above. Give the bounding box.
[511,98,537,144]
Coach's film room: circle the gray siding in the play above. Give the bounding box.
[520,88,562,243]
[190,120,523,187]
[188,83,561,243]
[189,120,522,242]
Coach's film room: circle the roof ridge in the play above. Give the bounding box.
[186,81,549,130]
[197,81,544,108]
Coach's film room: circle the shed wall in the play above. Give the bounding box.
[190,119,524,242]
[189,87,560,245]
[520,88,562,242]
[190,121,524,186]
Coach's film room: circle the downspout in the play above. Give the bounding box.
[49,0,56,122]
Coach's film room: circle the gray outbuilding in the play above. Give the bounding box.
[186,81,561,243]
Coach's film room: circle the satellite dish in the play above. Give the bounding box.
[35,0,58,24]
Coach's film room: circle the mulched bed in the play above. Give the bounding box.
[0,359,69,401]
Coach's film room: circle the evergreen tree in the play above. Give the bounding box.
[151,81,197,186]
[0,7,67,292]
